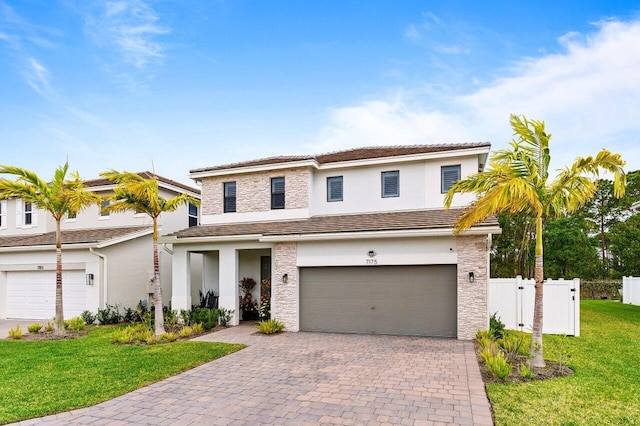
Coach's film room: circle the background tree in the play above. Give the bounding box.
[0,164,99,335]
[609,214,640,277]
[100,171,199,336]
[491,212,535,278]
[543,216,599,280]
[444,114,625,367]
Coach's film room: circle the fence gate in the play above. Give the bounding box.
[488,276,580,336]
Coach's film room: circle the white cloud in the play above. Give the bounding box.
[24,57,52,96]
[85,0,169,70]
[315,19,640,172]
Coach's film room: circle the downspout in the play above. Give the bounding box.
[162,243,173,255]
[89,248,108,308]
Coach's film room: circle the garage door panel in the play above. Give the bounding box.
[7,271,87,319]
[300,265,457,337]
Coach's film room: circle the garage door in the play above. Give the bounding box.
[300,265,457,337]
[7,271,86,319]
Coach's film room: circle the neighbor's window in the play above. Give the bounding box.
[67,210,77,220]
[381,171,399,198]
[223,181,236,213]
[327,176,343,202]
[188,202,198,227]
[24,202,33,225]
[271,177,285,209]
[100,200,110,217]
[441,165,461,193]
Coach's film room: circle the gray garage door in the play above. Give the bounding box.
[299,265,457,337]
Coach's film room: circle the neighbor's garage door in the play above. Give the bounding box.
[7,270,86,319]
[300,265,457,337]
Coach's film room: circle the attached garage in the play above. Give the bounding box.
[6,270,86,319]
[299,265,457,337]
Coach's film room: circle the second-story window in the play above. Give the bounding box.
[100,200,110,217]
[441,165,461,193]
[0,200,5,229]
[224,182,236,213]
[271,177,285,209]
[67,210,77,220]
[188,203,198,227]
[381,171,399,198]
[327,176,343,202]
[24,202,33,225]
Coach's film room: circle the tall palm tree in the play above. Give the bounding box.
[444,114,626,367]
[100,170,199,336]
[0,164,100,335]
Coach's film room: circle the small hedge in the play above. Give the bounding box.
[581,280,622,300]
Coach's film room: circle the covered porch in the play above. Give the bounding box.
[170,241,273,325]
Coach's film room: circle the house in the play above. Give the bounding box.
[0,172,201,320]
[161,144,500,339]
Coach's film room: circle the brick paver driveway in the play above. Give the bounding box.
[16,324,493,425]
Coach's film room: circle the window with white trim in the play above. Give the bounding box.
[0,200,6,229]
[188,202,198,227]
[441,165,461,193]
[327,176,343,202]
[381,171,399,198]
[100,200,110,217]
[67,210,77,220]
[271,177,285,209]
[223,182,236,213]
[24,202,33,225]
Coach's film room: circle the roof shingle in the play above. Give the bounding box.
[0,226,152,248]
[84,172,200,194]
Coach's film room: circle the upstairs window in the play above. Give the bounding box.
[67,210,77,220]
[100,200,110,217]
[381,171,399,198]
[24,202,33,225]
[223,182,236,213]
[271,177,285,209]
[188,203,198,227]
[441,165,461,193]
[0,200,5,229]
[327,176,343,202]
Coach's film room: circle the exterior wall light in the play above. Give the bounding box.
[282,273,288,284]
[86,273,94,286]
[468,272,475,283]
[368,250,376,257]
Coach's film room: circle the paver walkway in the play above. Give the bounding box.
[13,324,493,425]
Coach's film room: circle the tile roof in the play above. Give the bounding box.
[0,226,152,248]
[84,172,200,195]
[190,143,491,174]
[167,208,498,240]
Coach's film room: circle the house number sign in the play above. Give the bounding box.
[365,259,378,265]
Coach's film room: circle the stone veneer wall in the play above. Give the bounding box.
[272,242,299,331]
[456,235,489,339]
[200,168,309,215]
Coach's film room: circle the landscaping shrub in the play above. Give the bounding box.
[256,319,285,335]
[485,351,512,380]
[581,280,622,300]
[192,323,203,334]
[520,362,534,379]
[8,325,23,340]
[64,317,86,332]
[489,312,506,339]
[163,307,179,332]
[499,331,529,357]
[44,321,54,332]
[97,304,122,324]
[182,307,219,331]
[179,326,193,338]
[123,307,137,323]
[27,323,42,333]
[80,310,97,325]
[160,332,179,342]
[218,308,234,326]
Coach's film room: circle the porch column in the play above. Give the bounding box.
[171,246,192,312]
[219,247,239,326]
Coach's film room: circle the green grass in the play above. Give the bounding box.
[0,325,244,424]
[488,300,640,425]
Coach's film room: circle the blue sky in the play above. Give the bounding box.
[1,1,640,185]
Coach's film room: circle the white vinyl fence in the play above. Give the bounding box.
[488,276,580,336]
[623,276,640,305]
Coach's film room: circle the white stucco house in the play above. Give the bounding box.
[0,172,201,320]
[162,144,500,339]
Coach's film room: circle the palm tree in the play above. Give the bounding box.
[100,170,199,336]
[444,114,626,367]
[0,164,100,335]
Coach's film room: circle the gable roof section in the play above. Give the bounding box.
[190,143,490,175]
[84,172,200,196]
[165,208,498,241]
[0,226,153,249]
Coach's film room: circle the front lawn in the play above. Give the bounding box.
[0,326,244,424]
[488,300,640,425]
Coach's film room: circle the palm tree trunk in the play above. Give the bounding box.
[54,219,66,336]
[530,216,545,367]
[153,219,164,336]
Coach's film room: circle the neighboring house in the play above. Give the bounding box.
[0,172,201,320]
[161,144,500,339]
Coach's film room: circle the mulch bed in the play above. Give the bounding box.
[474,341,574,384]
[5,327,91,341]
